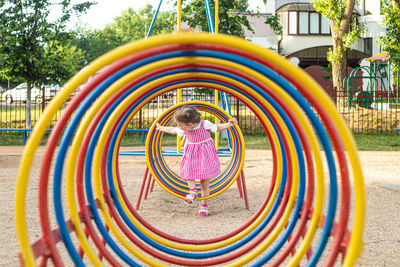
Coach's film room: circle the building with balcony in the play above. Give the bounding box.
[245,0,386,94]
[176,0,387,93]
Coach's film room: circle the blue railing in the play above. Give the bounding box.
[0,128,149,145]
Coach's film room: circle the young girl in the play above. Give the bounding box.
[156,105,238,216]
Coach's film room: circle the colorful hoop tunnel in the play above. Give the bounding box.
[145,100,245,200]
[15,32,365,266]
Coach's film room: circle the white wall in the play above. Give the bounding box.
[360,15,385,37]
[364,0,381,16]
[280,35,330,54]
[243,14,275,37]
[281,35,363,56]
[246,36,278,51]
[359,13,385,56]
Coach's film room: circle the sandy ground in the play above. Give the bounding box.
[0,146,399,266]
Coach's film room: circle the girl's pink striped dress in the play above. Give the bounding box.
[177,120,221,180]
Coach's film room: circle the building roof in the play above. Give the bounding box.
[276,2,360,14]
[276,3,316,12]
[365,53,390,61]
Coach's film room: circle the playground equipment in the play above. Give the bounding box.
[15,32,365,266]
[136,100,248,210]
[344,53,400,109]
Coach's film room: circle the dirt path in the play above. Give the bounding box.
[0,147,399,266]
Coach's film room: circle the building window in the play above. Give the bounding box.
[310,12,320,34]
[321,16,330,34]
[364,38,372,55]
[299,12,309,34]
[288,11,297,34]
[285,11,331,35]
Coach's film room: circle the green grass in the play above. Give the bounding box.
[238,132,400,151]
[0,132,399,151]
[0,132,50,146]
[119,132,400,151]
[352,133,400,151]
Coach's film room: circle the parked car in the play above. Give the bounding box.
[2,83,56,104]
[43,84,59,100]
[0,86,4,101]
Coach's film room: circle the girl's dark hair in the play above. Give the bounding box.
[174,105,201,124]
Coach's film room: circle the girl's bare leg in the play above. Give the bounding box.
[187,180,196,190]
[200,179,210,205]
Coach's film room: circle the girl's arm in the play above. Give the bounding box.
[217,118,238,132]
[156,123,178,135]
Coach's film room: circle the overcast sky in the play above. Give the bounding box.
[67,0,266,29]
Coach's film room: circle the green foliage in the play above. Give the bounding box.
[0,0,94,128]
[342,18,365,48]
[311,0,362,93]
[42,41,85,85]
[192,87,214,96]
[319,63,333,80]
[311,0,363,64]
[311,0,347,30]
[70,4,174,65]
[0,0,94,86]
[68,27,121,65]
[264,14,282,36]
[111,5,174,42]
[181,0,254,36]
[327,46,345,64]
[379,1,400,72]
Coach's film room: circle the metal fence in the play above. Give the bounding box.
[0,88,399,138]
[126,90,266,135]
[327,86,400,134]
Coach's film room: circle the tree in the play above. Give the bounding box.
[311,0,364,93]
[181,0,253,36]
[181,0,253,96]
[380,0,400,72]
[42,41,85,86]
[0,0,94,129]
[69,26,119,66]
[70,4,174,65]
[112,5,174,41]
[264,14,282,36]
